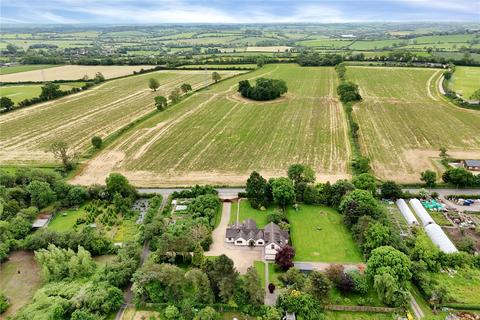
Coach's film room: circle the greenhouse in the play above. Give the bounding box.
[409,198,434,226]
[424,223,458,253]
[395,199,419,226]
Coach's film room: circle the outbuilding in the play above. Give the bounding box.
[462,159,480,171]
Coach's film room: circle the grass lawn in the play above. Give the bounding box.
[0,64,57,75]
[429,268,480,305]
[228,199,274,228]
[113,218,138,243]
[0,251,42,317]
[93,254,116,266]
[329,286,384,307]
[324,311,395,320]
[287,205,363,263]
[254,260,266,289]
[449,66,480,99]
[267,262,282,286]
[1,82,86,103]
[48,207,86,232]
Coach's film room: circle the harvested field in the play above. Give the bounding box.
[0,82,85,103]
[72,64,351,186]
[347,66,480,183]
[245,46,292,52]
[0,70,241,164]
[449,66,480,99]
[0,65,156,82]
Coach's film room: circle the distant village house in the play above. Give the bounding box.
[462,159,480,171]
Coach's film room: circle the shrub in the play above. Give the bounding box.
[91,136,102,149]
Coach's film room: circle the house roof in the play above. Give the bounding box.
[226,219,264,241]
[32,218,49,228]
[465,159,480,167]
[264,222,289,246]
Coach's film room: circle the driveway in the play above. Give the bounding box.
[205,201,262,273]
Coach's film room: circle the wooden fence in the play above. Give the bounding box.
[325,305,398,313]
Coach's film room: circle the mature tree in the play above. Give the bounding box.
[380,181,402,200]
[49,140,76,171]
[132,263,185,302]
[246,171,267,209]
[421,170,437,187]
[338,272,355,294]
[185,269,213,304]
[275,245,295,271]
[277,290,324,320]
[192,243,205,268]
[67,186,89,206]
[148,78,160,91]
[442,167,474,187]
[352,173,377,194]
[303,184,319,204]
[245,266,264,306]
[6,43,18,54]
[366,246,412,284]
[194,306,220,320]
[212,72,221,83]
[35,244,95,282]
[287,164,315,186]
[337,81,361,103]
[105,173,135,199]
[91,136,102,149]
[154,95,168,110]
[278,267,306,290]
[306,270,331,301]
[169,88,181,103]
[470,88,480,101]
[348,270,368,294]
[439,147,449,159]
[362,222,396,257]
[352,156,371,174]
[204,254,238,302]
[0,97,14,111]
[239,77,287,101]
[40,82,62,100]
[328,179,355,208]
[180,83,193,93]
[272,177,295,209]
[256,56,266,68]
[26,180,56,208]
[339,189,385,227]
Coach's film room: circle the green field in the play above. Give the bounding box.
[347,66,480,183]
[0,64,57,75]
[430,268,480,305]
[287,205,363,263]
[229,199,273,227]
[1,82,85,103]
[177,64,257,69]
[48,207,86,231]
[0,70,240,164]
[449,66,480,99]
[75,64,351,186]
[296,39,353,48]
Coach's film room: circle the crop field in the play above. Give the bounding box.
[449,66,480,99]
[1,82,85,103]
[347,66,480,182]
[72,64,351,186]
[0,64,57,75]
[0,70,240,164]
[0,65,157,82]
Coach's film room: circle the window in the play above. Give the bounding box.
[258,241,263,245]
[236,240,242,244]
[271,244,275,249]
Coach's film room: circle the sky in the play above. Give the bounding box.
[1,0,479,24]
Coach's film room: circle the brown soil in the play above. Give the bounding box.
[443,227,480,252]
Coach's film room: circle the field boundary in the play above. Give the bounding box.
[325,305,398,313]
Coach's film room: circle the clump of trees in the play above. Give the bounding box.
[442,167,480,187]
[155,95,168,110]
[297,52,343,66]
[238,77,287,101]
[337,81,362,103]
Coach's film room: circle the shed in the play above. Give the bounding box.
[424,224,458,253]
[409,198,434,226]
[396,199,419,226]
[32,218,49,229]
[174,204,188,211]
[294,262,314,274]
[463,159,480,171]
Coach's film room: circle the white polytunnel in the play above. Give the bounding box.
[424,223,458,253]
[396,199,419,226]
[409,198,434,226]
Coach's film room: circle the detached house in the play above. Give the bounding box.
[225,218,289,260]
[462,159,480,171]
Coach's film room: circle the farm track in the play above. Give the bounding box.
[72,64,352,186]
[0,70,242,163]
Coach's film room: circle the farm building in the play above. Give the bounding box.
[462,159,480,171]
[409,198,434,226]
[225,219,289,260]
[424,223,458,253]
[396,199,419,226]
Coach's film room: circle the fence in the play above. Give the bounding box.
[325,305,398,313]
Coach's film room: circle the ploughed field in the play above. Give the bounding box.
[0,70,240,164]
[347,66,480,182]
[73,64,351,186]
